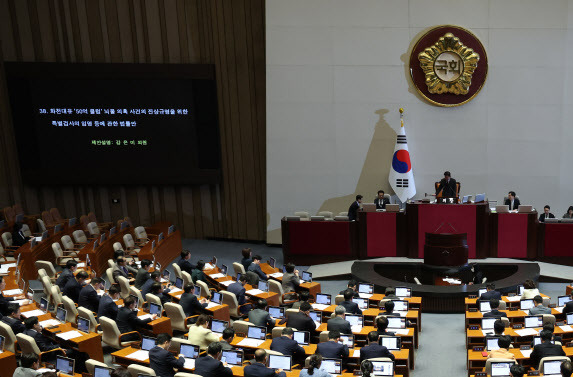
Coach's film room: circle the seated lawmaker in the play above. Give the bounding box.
[56,260,78,290]
[530,329,566,368]
[282,263,300,293]
[248,298,275,330]
[299,354,331,377]
[98,285,120,321]
[11,222,32,247]
[381,300,400,317]
[316,330,349,359]
[149,282,172,306]
[375,316,395,337]
[177,250,196,275]
[480,283,501,301]
[483,299,506,318]
[487,335,515,360]
[247,255,268,281]
[195,342,233,377]
[292,290,311,310]
[134,259,152,289]
[187,314,220,351]
[228,274,249,309]
[24,317,71,360]
[240,248,253,272]
[360,331,395,362]
[13,353,41,377]
[141,271,163,298]
[327,306,351,334]
[510,365,526,377]
[340,289,362,315]
[192,260,207,284]
[2,304,25,334]
[244,349,287,377]
[562,361,573,377]
[564,206,573,219]
[339,280,359,298]
[436,171,457,198]
[63,271,89,304]
[384,287,398,300]
[504,191,520,211]
[117,296,156,341]
[219,328,235,351]
[563,291,573,314]
[149,333,184,377]
[539,205,555,222]
[374,190,390,210]
[78,277,104,313]
[286,302,316,333]
[270,327,306,361]
[113,257,136,281]
[180,284,208,318]
[0,276,25,316]
[521,279,540,299]
[529,295,551,315]
[347,195,363,221]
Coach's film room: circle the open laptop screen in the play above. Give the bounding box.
[393,300,408,311]
[481,318,496,330]
[352,298,368,310]
[56,355,75,375]
[268,306,285,319]
[486,337,500,351]
[268,354,292,371]
[247,326,266,340]
[258,280,269,292]
[543,360,564,375]
[321,359,342,375]
[149,303,162,317]
[339,334,354,348]
[345,314,363,328]
[387,317,406,329]
[558,295,572,307]
[293,330,310,345]
[490,362,512,377]
[371,361,394,376]
[567,312,573,325]
[479,301,491,312]
[56,307,67,323]
[358,283,373,294]
[301,271,312,282]
[141,336,156,351]
[211,292,222,304]
[77,316,90,332]
[211,319,228,334]
[379,336,400,350]
[221,350,243,366]
[395,287,411,298]
[94,365,112,377]
[520,299,534,310]
[315,293,331,305]
[309,311,321,324]
[180,344,200,359]
[524,315,542,328]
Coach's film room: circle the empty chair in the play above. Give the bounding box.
[317,211,334,219]
[134,226,150,244]
[17,333,65,363]
[165,302,194,332]
[0,244,16,263]
[100,316,141,349]
[42,210,56,227]
[233,262,246,276]
[72,230,89,244]
[127,365,156,377]
[123,233,140,252]
[294,211,310,219]
[0,321,17,352]
[106,268,116,285]
[40,275,53,303]
[21,224,32,237]
[50,286,63,313]
[542,314,556,327]
[37,218,47,233]
[195,280,212,299]
[86,222,100,236]
[3,206,16,223]
[1,232,18,251]
[78,307,101,333]
[34,261,57,280]
[182,271,193,288]
[269,279,297,306]
[86,359,109,375]
[60,235,80,251]
[80,215,90,231]
[221,291,248,319]
[129,286,145,308]
[62,296,79,324]
[50,208,65,223]
[113,242,124,252]
[172,263,183,279]
[116,276,131,299]
[52,242,79,266]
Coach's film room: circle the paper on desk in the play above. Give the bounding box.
[391,329,410,335]
[312,304,329,311]
[175,294,182,299]
[358,293,373,299]
[97,290,105,296]
[352,350,360,358]
[554,306,564,313]
[128,350,150,361]
[57,330,83,340]
[22,309,45,318]
[520,350,533,358]
[237,338,265,347]
[184,358,196,370]
[34,237,42,242]
[77,263,86,268]
[40,319,60,327]
[37,369,56,374]
[396,311,408,317]
[138,314,153,320]
[13,299,30,306]
[269,272,283,278]
[220,280,234,287]
[209,273,225,279]
[506,296,521,302]
[515,328,538,337]
[351,326,363,333]
[169,288,183,294]
[314,321,321,328]
[246,289,264,295]
[559,325,573,332]
[3,289,23,295]
[206,302,221,309]
[204,263,215,270]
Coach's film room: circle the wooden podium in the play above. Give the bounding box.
[423,232,468,266]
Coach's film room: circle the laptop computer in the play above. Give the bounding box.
[221,349,244,366]
[520,299,535,310]
[258,280,269,292]
[379,336,401,350]
[301,271,312,283]
[387,317,406,329]
[517,285,524,296]
[395,287,411,298]
[362,203,376,212]
[486,336,500,351]
[56,355,75,376]
[479,301,491,312]
[56,307,67,323]
[238,325,267,347]
[162,270,171,281]
[475,193,486,203]
[345,314,364,330]
[495,205,510,213]
[141,336,156,351]
[168,224,176,235]
[478,288,487,298]
[109,226,117,236]
[462,195,470,204]
[558,295,572,307]
[518,205,533,213]
[339,334,354,348]
[211,291,223,305]
[39,297,49,313]
[543,360,565,377]
[77,316,90,333]
[180,343,200,370]
[158,232,164,242]
[0,335,4,352]
[211,319,228,335]
[193,285,201,297]
[268,354,292,371]
[371,360,394,376]
[268,306,285,320]
[309,311,322,327]
[532,336,555,346]
[315,293,332,306]
[220,264,228,276]
[93,365,113,377]
[358,283,374,296]
[525,315,543,328]
[293,330,310,345]
[393,300,408,312]
[567,312,573,325]
[320,358,342,375]
[54,224,62,234]
[352,297,368,310]
[269,257,276,269]
[149,303,162,317]
[490,361,513,377]
[481,318,497,334]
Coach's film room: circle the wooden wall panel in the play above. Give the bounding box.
[0,0,266,241]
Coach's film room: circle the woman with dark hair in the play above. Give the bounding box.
[361,360,374,377]
[11,222,31,247]
[241,248,253,271]
[522,279,540,299]
[300,354,331,377]
[563,206,573,218]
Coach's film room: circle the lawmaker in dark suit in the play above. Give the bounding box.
[504,191,520,211]
[134,259,153,289]
[149,282,172,306]
[539,205,555,222]
[63,271,88,304]
[2,304,26,334]
[340,289,362,314]
[244,349,287,377]
[248,299,275,330]
[374,190,390,210]
[228,275,248,305]
[180,284,208,318]
[339,280,360,298]
[327,306,352,334]
[23,316,66,359]
[149,333,185,377]
[563,292,573,314]
[56,260,78,290]
[11,222,31,247]
[436,171,457,198]
[78,277,103,313]
[282,263,300,293]
[248,255,268,281]
[360,331,395,362]
[113,257,136,282]
[483,299,506,318]
[375,316,395,337]
[530,330,566,368]
[286,302,316,333]
[0,276,17,316]
[116,296,156,341]
[479,284,502,302]
[347,195,363,221]
[241,248,253,272]
[270,327,306,361]
[195,342,234,377]
[141,271,163,298]
[316,330,349,359]
[98,285,120,321]
[178,250,196,275]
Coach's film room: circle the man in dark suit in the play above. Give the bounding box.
[247,255,268,281]
[134,259,152,289]
[23,316,69,359]
[436,171,457,198]
[228,275,249,306]
[270,327,305,362]
[141,271,162,298]
[244,349,287,377]
[479,283,502,302]
[219,328,235,351]
[562,360,573,377]
[116,296,156,341]
[375,316,395,337]
[292,291,311,310]
[195,342,234,377]
[282,263,300,293]
[56,260,78,290]
[113,257,136,282]
[0,276,20,316]
[327,306,352,334]
[374,190,390,210]
[286,302,316,333]
[177,250,196,275]
[78,277,103,312]
[63,271,88,304]
[563,292,573,314]
[347,195,363,221]
[340,289,362,315]
[483,299,507,318]
[538,205,556,222]
[98,285,120,321]
[248,299,275,330]
[504,191,520,211]
[384,287,398,300]
[360,331,395,362]
[11,222,31,246]
[240,248,253,272]
[339,280,360,298]
[149,333,185,377]
[316,330,349,359]
[530,329,566,368]
[149,282,172,306]
[1,304,25,334]
[180,284,208,318]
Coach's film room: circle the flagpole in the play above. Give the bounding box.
[400,107,404,127]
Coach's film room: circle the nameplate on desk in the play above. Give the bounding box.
[513,324,523,329]
[509,307,519,311]
[469,325,479,330]
[520,345,531,350]
[527,371,540,376]
[468,308,477,312]
[468,295,477,299]
[567,342,573,348]
[472,346,484,352]
[475,372,487,377]
[549,303,556,308]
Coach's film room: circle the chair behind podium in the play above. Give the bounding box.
[434,181,461,200]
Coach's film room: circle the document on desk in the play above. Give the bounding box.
[2,289,23,295]
[559,325,573,332]
[77,263,86,268]
[138,314,153,320]
[13,299,30,306]
[206,302,220,309]
[554,306,564,313]
[246,289,264,295]
[311,304,329,311]
[209,273,225,279]
[40,319,61,327]
[204,263,215,270]
[237,338,265,347]
[396,311,408,317]
[269,272,283,278]
[57,330,83,340]
[506,296,521,302]
[128,350,150,361]
[391,329,410,335]
[169,288,183,294]
[22,309,45,318]
[220,280,234,287]
[358,293,373,299]
[520,349,533,358]
[351,326,363,333]
[515,328,538,337]
[352,350,360,358]
[184,358,196,370]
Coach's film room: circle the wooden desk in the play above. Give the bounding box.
[465,326,573,348]
[168,289,230,322]
[567,285,572,295]
[465,307,564,327]
[260,263,322,299]
[205,270,280,307]
[0,350,17,377]
[464,294,551,311]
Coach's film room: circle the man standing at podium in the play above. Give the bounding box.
[374,190,390,210]
[504,191,520,210]
[436,171,457,198]
[347,195,362,221]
